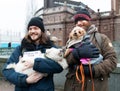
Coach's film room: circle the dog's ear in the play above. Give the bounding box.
[45,48,51,54]
[58,50,63,57]
[61,47,66,53]
[19,56,22,61]
[19,56,26,63]
[69,32,73,40]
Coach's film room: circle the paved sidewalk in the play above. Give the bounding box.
[0,78,63,91]
[0,79,14,91]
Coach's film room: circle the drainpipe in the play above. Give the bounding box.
[111,10,115,41]
[63,1,67,46]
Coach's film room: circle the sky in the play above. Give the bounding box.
[0,0,27,30]
[0,0,111,33]
[72,0,111,12]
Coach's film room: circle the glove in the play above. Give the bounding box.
[72,42,100,60]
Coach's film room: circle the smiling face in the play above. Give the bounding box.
[75,20,91,31]
[28,26,42,42]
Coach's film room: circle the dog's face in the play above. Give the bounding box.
[69,26,86,40]
[45,48,64,61]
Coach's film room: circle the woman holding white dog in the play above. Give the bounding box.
[2,17,63,91]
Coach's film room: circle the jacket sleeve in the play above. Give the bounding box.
[2,46,29,87]
[33,58,63,74]
[94,34,117,77]
[65,53,78,66]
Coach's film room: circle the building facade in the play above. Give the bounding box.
[41,0,120,46]
[43,5,75,46]
[111,0,120,15]
[42,0,96,46]
[44,0,95,14]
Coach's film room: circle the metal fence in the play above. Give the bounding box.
[0,48,14,56]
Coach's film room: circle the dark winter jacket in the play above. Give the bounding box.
[2,41,63,91]
[64,25,117,91]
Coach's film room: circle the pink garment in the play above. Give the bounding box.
[69,48,73,52]
[69,48,91,64]
[80,58,90,64]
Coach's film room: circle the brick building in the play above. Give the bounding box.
[41,0,96,46]
[43,6,75,46]
[112,0,120,14]
[35,0,120,46]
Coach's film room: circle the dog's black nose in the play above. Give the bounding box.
[73,32,77,36]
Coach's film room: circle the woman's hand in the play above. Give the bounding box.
[22,59,34,71]
[26,72,43,84]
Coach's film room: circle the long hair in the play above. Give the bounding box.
[21,32,52,52]
[24,32,50,44]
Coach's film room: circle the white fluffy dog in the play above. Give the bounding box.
[6,47,68,76]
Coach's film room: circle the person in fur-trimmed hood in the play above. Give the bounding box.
[2,17,63,91]
[64,9,117,91]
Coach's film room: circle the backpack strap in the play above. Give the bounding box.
[90,32,102,49]
[95,32,102,48]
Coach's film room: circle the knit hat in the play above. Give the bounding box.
[73,9,91,24]
[27,17,45,32]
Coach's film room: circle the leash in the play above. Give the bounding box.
[76,63,85,91]
[88,61,95,91]
[76,59,95,91]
